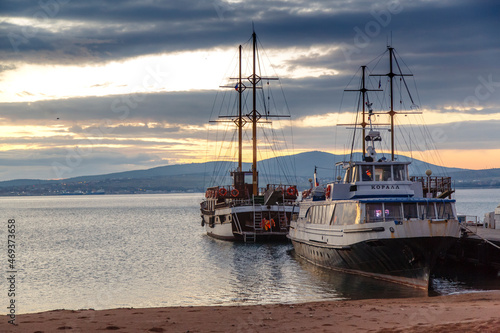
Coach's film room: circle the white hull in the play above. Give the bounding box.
[289,198,461,289]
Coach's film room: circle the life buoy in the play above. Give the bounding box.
[287,187,297,196]
[219,188,227,196]
[205,190,209,198]
[325,186,331,198]
[231,189,239,197]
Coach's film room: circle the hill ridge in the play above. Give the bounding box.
[0,151,497,195]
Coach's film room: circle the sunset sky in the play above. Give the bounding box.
[0,0,499,180]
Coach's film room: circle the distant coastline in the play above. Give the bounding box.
[0,151,498,196]
[0,186,499,197]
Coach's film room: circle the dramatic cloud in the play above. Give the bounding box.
[0,0,498,179]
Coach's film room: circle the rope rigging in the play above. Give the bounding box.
[204,33,297,189]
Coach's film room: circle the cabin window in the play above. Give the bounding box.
[384,203,402,221]
[342,203,357,224]
[436,202,454,219]
[312,207,317,223]
[307,205,336,224]
[374,165,392,181]
[332,204,343,225]
[352,166,360,182]
[305,207,312,223]
[393,165,407,181]
[328,204,336,225]
[332,203,358,225]
[403,203,418,219]
[366,203,384,222]
[321,204,335,225]
[322,206,328,224]
[420,202,436,219]
[361,165,373,181]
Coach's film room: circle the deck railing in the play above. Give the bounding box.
[205,184,298,201]
[410,176,454,199]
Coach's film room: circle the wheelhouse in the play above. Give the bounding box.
[342,161,410,183]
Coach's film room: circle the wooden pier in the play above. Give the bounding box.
[447,227,500,270]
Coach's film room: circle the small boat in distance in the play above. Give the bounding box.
[288,45,461,289]
[200,30,298,242]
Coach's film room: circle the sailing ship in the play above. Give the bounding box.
[288,45,461,289]
[200,31,298,242]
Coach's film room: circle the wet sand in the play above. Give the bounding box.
[2,291,500,332]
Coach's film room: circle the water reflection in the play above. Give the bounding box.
[430,260,500,295]
[200,234,500,306]
[290,251,427,300]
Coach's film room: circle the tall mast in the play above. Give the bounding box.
[388,47,395,161]
[219,30,283,196]
[251,30,258,195]
[238,45,243,171]
[362,66,366,157]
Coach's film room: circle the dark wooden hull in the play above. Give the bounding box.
[289,236,458,289]
[202,204,297,242]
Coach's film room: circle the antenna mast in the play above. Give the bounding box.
[370,46,413,161]
[344,65,382,158]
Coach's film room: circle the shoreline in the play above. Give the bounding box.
[3,291,500,332]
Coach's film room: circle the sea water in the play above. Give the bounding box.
[0,189,499,315]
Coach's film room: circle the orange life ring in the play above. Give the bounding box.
[219,188,227,196]
[287,187,297,196]
[205,190,209,198]
[231,189,239,197]
[325,186,331,198]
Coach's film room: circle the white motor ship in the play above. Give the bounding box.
[288,46,461,289]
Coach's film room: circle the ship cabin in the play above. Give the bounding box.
[298,159,458,226]
[301,197,456,227]
[327,160,423,200]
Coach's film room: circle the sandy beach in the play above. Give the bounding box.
[2,291,499,332]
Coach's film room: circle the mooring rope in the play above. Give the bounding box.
[463,226,500,251]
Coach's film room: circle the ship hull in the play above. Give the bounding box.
[202,204,297,242]
[289,235,456,289]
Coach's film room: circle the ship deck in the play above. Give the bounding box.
[447,226,500,270]
[464,227,500,243]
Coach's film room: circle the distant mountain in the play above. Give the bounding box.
[446,168,500,187]
[0,151,497,196]
[273,151,466,178]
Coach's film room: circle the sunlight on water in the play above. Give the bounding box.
[0,190,498,314]
[454,188,500,218]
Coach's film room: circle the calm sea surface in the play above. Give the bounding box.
[1,189,499,315]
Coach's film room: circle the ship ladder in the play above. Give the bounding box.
[243,232,256,243]
[254,209,263,231]
[278,207,288,230]
[233,213,243,235]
